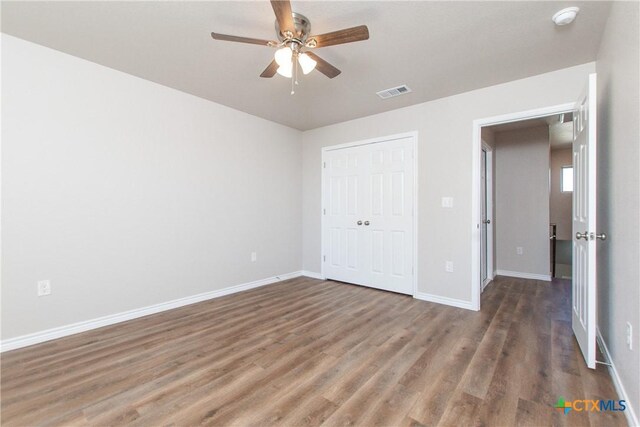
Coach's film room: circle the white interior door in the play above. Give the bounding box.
[323,146,368,286]
[480,144,493,292]
[323,136,415,295]
[481,149,487,284]
[572,73,598,369]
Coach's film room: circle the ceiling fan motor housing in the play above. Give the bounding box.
[276,12,311,45]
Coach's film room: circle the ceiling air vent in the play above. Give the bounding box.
[376,85,412,99]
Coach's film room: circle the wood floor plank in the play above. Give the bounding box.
[0,276,628,427]
[550,370,591,427]
[277,396,340,427]
[437,389,483,427]
[406,337,478,425]
[354,383,421,427]
[321,339,425,426]
[515,397,553,427]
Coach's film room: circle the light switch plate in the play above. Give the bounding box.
[441,197,454,208]
[37,280,51,296]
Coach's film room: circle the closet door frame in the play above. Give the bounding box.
[320,131,418,297]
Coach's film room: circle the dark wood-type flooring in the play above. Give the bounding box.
[1,276,627,426]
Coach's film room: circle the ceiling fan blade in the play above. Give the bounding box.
[306,25,369,48]
[211,32,275,46]
[260,60,279,78]
[270,0,296,36]
[305,52,341,79]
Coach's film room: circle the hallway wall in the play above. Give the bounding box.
[494,125,550,278]
[549,148,573,241]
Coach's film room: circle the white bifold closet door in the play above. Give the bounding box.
[322,136,414,295]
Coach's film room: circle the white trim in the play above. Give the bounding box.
[301,270,324,280]
[495,270,552,281]
[321,131,419,298]
[596,328,639,427]
[0,271,303,353]
[321,131,418,152]
[413,292,474,310]
[471,103,576,311]
[413,133,419,299]
[480,142,494,292]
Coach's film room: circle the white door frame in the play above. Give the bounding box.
[471,103,575,310]
[481,141,494,291]
[321,131,419,297]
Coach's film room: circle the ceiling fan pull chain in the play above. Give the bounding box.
[291,52,298,95]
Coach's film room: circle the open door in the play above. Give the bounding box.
[480,144,493,291]
[572,73,598,369]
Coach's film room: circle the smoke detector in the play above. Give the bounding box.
[552,7,579,26]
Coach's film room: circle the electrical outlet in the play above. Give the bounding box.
[37,280,51,297]
[445,261,454,273]
[516,247,523,255]
[626,322,633,350]
[251,252,257,262]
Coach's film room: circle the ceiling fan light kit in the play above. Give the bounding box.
[274,47,292,66]
[274,45,316,76]
[298,53,317,75]
[211,0,369,94]
[277,63,293,78]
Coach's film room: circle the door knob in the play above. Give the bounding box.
[595,233,607,241]
[576,231,589,240]
[364,221,370,226]
[357,220,363,226]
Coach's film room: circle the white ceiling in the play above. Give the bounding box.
[1,1,612,130]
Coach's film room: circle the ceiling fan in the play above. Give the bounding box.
[211,0,369,93]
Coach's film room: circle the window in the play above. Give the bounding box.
[561,166,573,192]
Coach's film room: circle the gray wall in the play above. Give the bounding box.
[549,148,573,241]
[494,126,550,277]
[302,62,595,303]
[1,35,303,339]
[595,1,640,417]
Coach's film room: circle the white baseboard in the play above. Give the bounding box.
[0,271,304,353]
[413,292,474,311]
[495,270,551,282]
[301,270,324,280]
[596,328,639,427]
[482,278,493,292]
